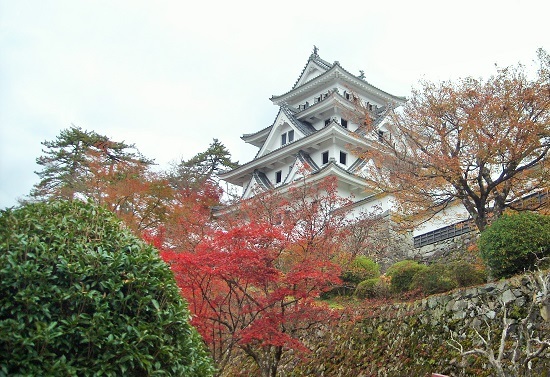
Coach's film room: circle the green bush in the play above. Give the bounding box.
[478,212,550,278]
[445,260,486,287]
[406,260,487,296]
[386,260,427,293]
[322,256,380,298]
[411,264,457,295]
[355,277,390,299]
[0,201,214,376]
[341,255,380,285]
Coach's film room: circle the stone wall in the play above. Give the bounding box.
[369,221,479,270]
[414,231,479,264]
[280,271,549,377]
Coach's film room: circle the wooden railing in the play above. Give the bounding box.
[414,219,475,248]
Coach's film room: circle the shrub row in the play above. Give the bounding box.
[354,260,486,299]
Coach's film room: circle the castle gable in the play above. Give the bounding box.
[255,106,315,158]
[292,54,333,89]
[285,150,320,184]
[242,170,273,198]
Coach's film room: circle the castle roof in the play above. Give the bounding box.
[241,105,316,148]
[220,48,404,201]
[270,55,406,106]
[218,121,373,185]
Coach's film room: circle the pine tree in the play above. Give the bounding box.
[30,126,153,202]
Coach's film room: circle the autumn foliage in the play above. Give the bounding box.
[159,178,347,377]
[83,147,175,234]
[358,49,550,231]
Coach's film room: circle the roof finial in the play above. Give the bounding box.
[313,45,319,56]
[358,70,365,79]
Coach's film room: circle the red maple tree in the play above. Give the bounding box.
[160,178,347,377]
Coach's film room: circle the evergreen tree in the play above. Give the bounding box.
[30,126,153,202]
[170,138,239,191]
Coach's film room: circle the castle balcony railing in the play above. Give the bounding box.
[413,218,475,248]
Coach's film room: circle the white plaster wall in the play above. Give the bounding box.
[335,185,354,200]
[412,203,470,237]
[344,194,393,220]
[308,145,351,169]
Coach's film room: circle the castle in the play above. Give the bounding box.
[219,47,473,260]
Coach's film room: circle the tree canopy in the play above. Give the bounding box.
[359,49,550,231]
[158,178,348,377]
[29,126,180,233]
[30,126,153,202]
[169,138,239,191]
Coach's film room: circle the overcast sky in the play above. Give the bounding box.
[1,0,549,208]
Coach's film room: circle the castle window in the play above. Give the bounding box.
[324,119,331,126]
[275,170,282,183]
[378,130,384,141]
[340,151,347,165]
[322,151,329,164]
[282,130,294,145]
[341,118,348,128]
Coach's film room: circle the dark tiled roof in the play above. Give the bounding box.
[273,60,407,104]
[281,105,316,136]
[242,99,317,142]
[372,105,391,126]
[245,106,317,161]
[310,160,369,184]
[284,150,319,183]
[354,105,393,137]
[347,157,368,173]
[241,169,273,196]
[220,121,371,178]
[297,150,320,171]
[276,160,369,197]
[331,63,407,103]
[241,125,272,140]
[253,170,273,190]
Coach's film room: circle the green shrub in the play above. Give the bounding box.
[386,260,427,293]
[411,264,457,295]
[446,260,487,287]
[478,212,550,278]
[0,201,214,376]
[322,256,380,298]
[409,261,486,296]
[355,277,391,299]
[341,255,380,285]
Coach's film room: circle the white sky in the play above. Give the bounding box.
[1,0,549,208]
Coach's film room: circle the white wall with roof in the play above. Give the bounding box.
[412,203,470,237]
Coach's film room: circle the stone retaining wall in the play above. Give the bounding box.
[414,231,479,264]
[373,225,479,270]
[282,271,550,377]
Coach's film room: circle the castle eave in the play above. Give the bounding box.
[219,125,371,186]
[271,65,406,106]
